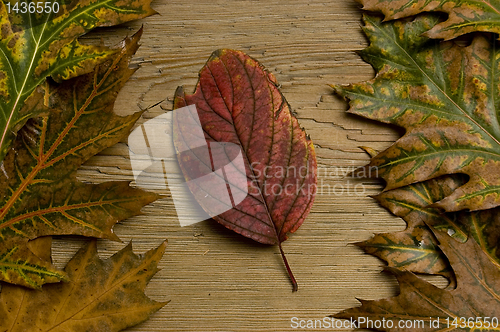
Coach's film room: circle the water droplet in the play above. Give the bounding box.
[0,163,7,179]
[447,228,456,236]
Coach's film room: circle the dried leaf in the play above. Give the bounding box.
[360,175,500,277]
[359,225,453,278]
[336,14,500,213]
[357,0,500,40]
[334,229,500,331]
[359,176,468,278]
[0,239,168,332]
[0,0,156,163]
[173,49,317,291]
[0,30,157,288]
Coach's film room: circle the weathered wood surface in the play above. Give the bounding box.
[55,0,425,331]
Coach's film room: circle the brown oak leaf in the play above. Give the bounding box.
[359,175,500,281]
[0,237,168,332]
[334,228,500,331]
[357,0,500,40]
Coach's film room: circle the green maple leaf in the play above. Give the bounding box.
[0,30,157,288]
[0,0,156,164]
[357,0,500,40]
[336,14,500,213]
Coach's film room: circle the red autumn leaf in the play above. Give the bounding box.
[173,49,317,291]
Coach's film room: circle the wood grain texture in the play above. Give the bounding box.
[48,0,439,331]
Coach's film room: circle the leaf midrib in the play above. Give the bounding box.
[0,198,133,236]
[380,147,500,168]
[473,0,500,17]
[46,246,161,332]
[0,45,124,224]
[205,54,281,244]
[0,20,46,157]
[0,0,119,159]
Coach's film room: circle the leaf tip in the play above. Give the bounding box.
[173,86,187,109]
[359,146,378,158]
[159,239,168,252]
[353,240,368,249]
[158,299,171,308]
[107,231,122,243]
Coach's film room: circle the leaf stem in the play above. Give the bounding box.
[279,243,297,292]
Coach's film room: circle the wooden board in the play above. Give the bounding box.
[52,0,429,331]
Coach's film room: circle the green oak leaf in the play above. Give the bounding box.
[336,14,500,213]
[0,0,156,164]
